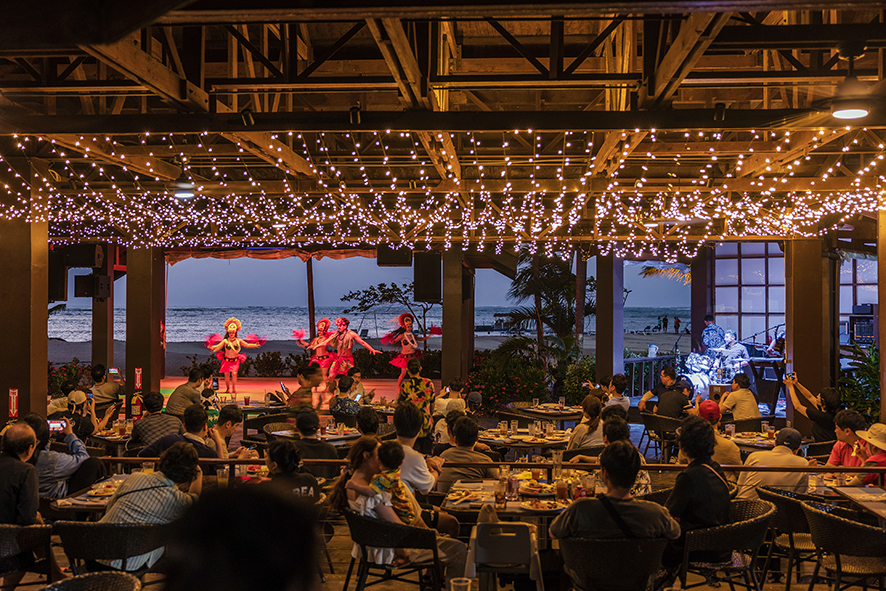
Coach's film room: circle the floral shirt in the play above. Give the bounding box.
[702,324,726,357]
[398,376,436,438]
[330,395,360,416]
[371,468,415,524]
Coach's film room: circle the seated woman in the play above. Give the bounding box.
[263,439,320,501]
[566,393,604,450]
[329,437,467,585]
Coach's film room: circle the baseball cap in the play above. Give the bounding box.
[67,390,88,405]
[698,399,720,422]
[295,410,320,434]
[675,377,694,394]
[466,391,482,411]
[776,427,802,451]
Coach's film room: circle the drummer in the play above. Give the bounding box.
[719,331,750,370]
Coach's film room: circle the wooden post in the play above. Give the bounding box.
[0,158,48,423]
[596,254,625,380]
[690,248,712,352]
[575,252,587,355]
[306,257,316,339]
[126,247,165,418]
[442,250,467,383]
[92,242,115,370]
[532,254,544,346]
[879,209,886,422]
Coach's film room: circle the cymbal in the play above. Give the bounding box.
[709,347,728,352]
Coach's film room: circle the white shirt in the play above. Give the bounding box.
[605,396,630,413]
[735,446,809,500]
[399,444,435,494]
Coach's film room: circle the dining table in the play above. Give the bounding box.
[724,431,810,455]
[516,404,583,429]
[832,485,886,526]
[90,431,131,473]
[270,428,361,446]
[477,427,571,454]
[50,473,130,518]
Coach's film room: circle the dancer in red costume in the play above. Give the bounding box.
[292,317,337,390]
[327,317,380,378]
[205,318,266,394]
[381,313,440,388]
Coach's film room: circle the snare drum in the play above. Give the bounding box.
[686,372,710,401]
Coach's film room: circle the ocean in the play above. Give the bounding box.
[48,305,691,342]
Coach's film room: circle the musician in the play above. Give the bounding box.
[719,331,750,369]
[701,315,725,360]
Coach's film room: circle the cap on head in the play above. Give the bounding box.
[698,400,720,422]
[295,411,320,434]
[776,428,802,451]
[67,390,88,405]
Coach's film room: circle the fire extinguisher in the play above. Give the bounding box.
[131,393,143,421]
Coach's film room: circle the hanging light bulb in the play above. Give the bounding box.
[173,157,195,199]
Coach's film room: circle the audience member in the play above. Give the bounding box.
[397,358,437,454]
[679,400,741,483]
[100,442,202,571]
[735,428,809,499]
[140,404,219,459]
[263,440,319,501]
[570,417,652,496]
[21,413,105,498]
[0,422,41,585]
[164,486,318,591]
[785,374,842,441]
[48,390,116,441]
[433,398,466,445]
[347,440,417,526]
[290,410,339,480]
[603,374,630,412]
[436,417,499,493]
[551,440,679,540]
[356,406,380,435]
[718,374,761,421]
[654,376,697,419]
[200,388,219,411]
[465,391,482,413]
[209,404,256,460]
[128,391,183,450]
[346,367,366,400]
[638,367,678,412]
[567,394,604,450]
[848,423,886,486]
[288,363,322,409]
[600,404,628,423]
[432,409,500,461]
[47,381,73,416]
[664,416,731,567]
[89,364,125,416]
[331,376,361,416]
[165,369,205,418]
[825,409,868,468]
[393,403,459,537]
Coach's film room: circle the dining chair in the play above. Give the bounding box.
[38,571,142,591]
[757,486,817,591]
[0,523,54,588]
[54,521,167,583]
[560,537,668,591]
[471,523,537,591]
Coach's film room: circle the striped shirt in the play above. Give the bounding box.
[129,413,184,449]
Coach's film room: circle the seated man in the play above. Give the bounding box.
[21,413,105,498]
[570,417,652,496]
[718,374,762,421]
[48,390,116,442]
[140,404,220,459]
[551,440,680,540]
[100,442,202,571]
[654,377,697,419]
[128,391,184,450]
[680,400,742,484]
[208,405,255,460]
[603,374,631,412]
[637,367,678,413]
[436,416,500,493]
[89,364,125,418]
[165,369,205,418]
[290,410,339,480]
[735,428,808,499]
[825,409,868,469]
[355,406,380,436]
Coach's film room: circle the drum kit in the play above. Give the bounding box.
[684,351,738,395]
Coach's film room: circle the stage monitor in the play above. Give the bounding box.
[377,245,413,267]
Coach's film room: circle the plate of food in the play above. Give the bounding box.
[734,432,759,439]
[86,488,116,497]
[519,482,555,496]
[521,499,568,513]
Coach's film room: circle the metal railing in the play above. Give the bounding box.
[624,355,680,395]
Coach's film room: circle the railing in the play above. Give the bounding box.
[623,355,680,396]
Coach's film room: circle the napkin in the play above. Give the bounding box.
[56,499,72,507]
[452,482,484,490]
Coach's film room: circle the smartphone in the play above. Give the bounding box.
[279,381,290,394]
[108,368,120,381]
[87,390,93,400]
[212,377,219,390]
[48,420,65,433]
[354,393,362,402]
[787,372,797,380]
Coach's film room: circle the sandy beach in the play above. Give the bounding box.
[49,331,691,376]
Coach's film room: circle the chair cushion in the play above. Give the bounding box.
[820,554,886,577]
[774,532,814,552]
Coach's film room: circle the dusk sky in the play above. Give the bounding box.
[65,255,689,308]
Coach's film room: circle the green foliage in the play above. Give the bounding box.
[179,354,221,377]
[252,351,287,377]
[47,358,92,397]
[340,281,439,346]
[562,357,596,406]
[465,350,547,412]
[839,345,881,423]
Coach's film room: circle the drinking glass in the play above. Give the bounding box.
[725,424,735,438]
[532,397,539,408]
[528,422,536,437]
[337,423,345,436]
[558,396,566,410]
[510,420,519,436]
[767,426,776,440]
[493,481,507,509]
[141,462,154,474]
[545,422,554,438]
[217,466,230,488]
[530,455,545,481]
[243,395,251,406]
[116,419,126,437]
[231,392,237,403]
[125,419,133,436]
[452,578,473,591]
[499,421,508,437]
[552,449,564,479]
[555,479,569,501]
[761,420,769,435]
[264,392,270,405]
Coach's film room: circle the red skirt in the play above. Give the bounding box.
[219,353,246,373]
[311,353,337,370]
[390,350,422,369]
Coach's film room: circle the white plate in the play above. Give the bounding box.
[520,500,568,513]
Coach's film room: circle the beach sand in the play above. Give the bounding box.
[50,331,690,376]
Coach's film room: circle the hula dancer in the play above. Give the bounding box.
[293,317,337,391]
[328,317,380,378]
[381,313,439,388]
[205,317,266,394]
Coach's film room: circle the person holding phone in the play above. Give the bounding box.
[48,390,117,441]
[784,373,843,441]
[90,364,125,418]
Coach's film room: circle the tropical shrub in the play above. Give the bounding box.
[562,356,596,406]
[840,345,881,423]
[465,349,546,412]
[48,358,92,397]
[252,351,287,377]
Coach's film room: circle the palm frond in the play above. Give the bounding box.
[639,266,692,285]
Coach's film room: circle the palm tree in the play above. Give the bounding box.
[639,265,691,285]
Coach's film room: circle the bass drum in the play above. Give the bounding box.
[686,372,710,401]
[685,352,713,373]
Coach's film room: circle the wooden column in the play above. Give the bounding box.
[0,165,48,422]
[91,243,114,370]
[462,264,475,379]
[691,248,712,352]
[596,254,625,379]
[879,210,886,421]
[126,247,165,417]
[575,252,588,355]
[442,250,468,384]
[306,257,316,339]
[785,238,839,436]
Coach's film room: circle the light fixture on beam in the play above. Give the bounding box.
[173,158,195,199]
[831,42,871,120]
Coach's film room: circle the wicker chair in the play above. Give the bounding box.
[757,486,817,590]
[331,411,358,429]
[241,412,289,445]
[377,422,397,441]
[54,521,168,580]
[678,499,775,590]
[802,439,836,459]
[637,487,674,507]
[0,523,53,586]
[802,500,886,590]
[639,413,681,462]
[38,571,142,591]
[563,445,606,462]
[342,510,442,591]
[262,422,298,443]
[560,537,668,591]
[472,523,535,591]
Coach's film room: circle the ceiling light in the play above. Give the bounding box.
[172,163,196,199]
[831,49,871,120]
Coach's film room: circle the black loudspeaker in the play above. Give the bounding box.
[74,274,111,298]
[377,245,413,267]
[414,251,442,303]
[65,244,103,268]
[48,250,67,302]
[709,384,730,402]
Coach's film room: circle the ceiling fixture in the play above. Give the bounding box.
[831,41,871,120]
[173,158,195,199]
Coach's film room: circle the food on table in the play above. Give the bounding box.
[519,481,555,496]
[521,499,566,512]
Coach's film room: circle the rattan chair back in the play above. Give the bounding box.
[802,440,836,458]
[757,486,810,534]
[637,487,674,506]
[344,510,436,551]
[263,422,298,443]
[39,571,142,591]
[560,537,668,591]
[473,523,533,566]
[802,501,886,558]
[0,524,52,562]
[684,499,775,556]
[54,521,167,573]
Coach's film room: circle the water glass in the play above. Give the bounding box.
[552,449,564,479]
[532,397,539,408]
[725,423,736,438]
[761,420,769,435]
[125,419,133,435]
[116,419,126,437]
[558,396,566,410]
[493,481,507,509]
[231,392,237,403]
[337,423,345,436]
[510,420,519,436]
[499,421,508,437]
[217,466,229,488]
[141,462,154,474]
[451,578,473,591]
[545,422,554,437]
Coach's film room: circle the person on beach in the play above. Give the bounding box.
[662,316,669,332]
[327,317,380,378]
[293,318,337,392]
[381,313,440,388]
[674,317,681,333]
[205,318,266,394]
